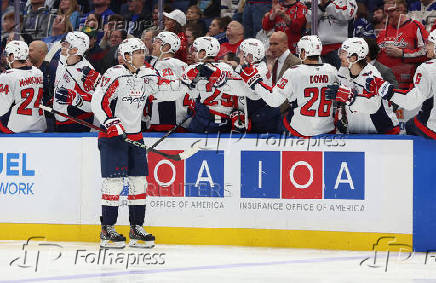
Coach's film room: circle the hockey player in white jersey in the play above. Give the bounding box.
[91,38,187,248]
[148,31,191,132]
[239,35,338,137]
[365,30,436,139]
[325,37,399,134]
[236,38,281,133]
[181,36,250,133]
[54,32,100,132]
[0,40,46,133]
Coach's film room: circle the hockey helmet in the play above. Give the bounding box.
[118,38,146,58]
[192,37,220,59]
[297,35,322,59]
[4,40,29,61]
[339,37,369,61]
[238,38,265,63]
[155,31,181,54]
[65,32,90,56]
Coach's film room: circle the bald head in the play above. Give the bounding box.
[29,41,48,67]
[226,20,244,43]
[269,31,289,58]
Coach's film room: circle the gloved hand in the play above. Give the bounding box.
[197,64,227,91]
[239,64,262,90]
[81,66,100,92]
[104,117,125,138]
[325,84,354,105]
[365,77,394,100]
[55,87,83,107]
[230,110,251,131]
[182,67,201,90]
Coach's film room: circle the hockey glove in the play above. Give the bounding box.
[104,117,125,138]
[182,67,201,90]
[365,77,394,100]
[230,110,251,132]
[55,87,83,107]
[325,84,354,105]
[198,64,227,90]
[239,64,262,90]
[81,66,100,92]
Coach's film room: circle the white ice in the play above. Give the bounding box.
[1,240,436,282]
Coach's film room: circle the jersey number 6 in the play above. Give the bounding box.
[300,87,332,117]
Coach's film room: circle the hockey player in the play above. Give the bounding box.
[0,40,46,133]
[182,36,250,133]
[148,31,191,132]
[53,32,100,132]
[239,35,338,137]
[366,30,436,139]
[91,38,187,248]
[326,37,399,134]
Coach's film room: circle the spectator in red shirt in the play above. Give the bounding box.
[377,0,429,89]
[216,20,244,59]
[262,0,307,54]
[164,9,188,62]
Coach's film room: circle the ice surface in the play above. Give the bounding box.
[1,240,436,282]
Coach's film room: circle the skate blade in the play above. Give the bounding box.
[100,240,126,249]
[129,239,155,248]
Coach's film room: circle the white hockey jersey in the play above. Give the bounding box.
[338,64,399,134]
[390,59,436,134]
[150,57,190,129]
[0,66,46,133]
[183,62,251,118]
[92,65,186,134]
[254,63,338,137]
[54,59,100,124]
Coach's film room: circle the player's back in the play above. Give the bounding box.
[1,66,46,133]
[151,57,190,128]
[281,63,337,136]
[415,60,436,132]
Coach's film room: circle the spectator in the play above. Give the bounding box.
[262,0,307,54]
[2,1,13,17]
[243,0,272,38]
[148,4,173,31]
[99,14,124,49]
[216,20,244,59]
[141,29,158,57]
[307,0,357,69]
[268,31,300,85]
[221,0,242,18]
[42,14,73,50]
[356,0,384,14]
[81,13,101,31]
[164,9,188,62]
[100,29,127,73]
[58,0,81,30]
[353,2,376,38]
[409,0,436,31]
[364,37,399,89]
[22,0,53,42]
[83,26,107,74]
[186,22,203,46]
[377,0,429,89]
[186,5,208,35]
[79,0,115,31]
[125,0,153,38]
[189,0,220,22]
[372,5,387,34]
[1,10,19,46]
[206,17,229,43]
[220,51,240,69]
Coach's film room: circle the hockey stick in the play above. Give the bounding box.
[39,105,200,161]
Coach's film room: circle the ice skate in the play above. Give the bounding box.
[129,225,155,248]
[100,225,126,249]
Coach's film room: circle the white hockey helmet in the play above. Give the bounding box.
[4,40,29,61]
[340,37,369,61]
[238,38,265,63]
[297,35,322,59]
[192,36,220,59]
[119,38,146,58]
[155,31,181,54]
[65,32,89,56]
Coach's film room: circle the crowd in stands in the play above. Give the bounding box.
[1,0,436,137]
